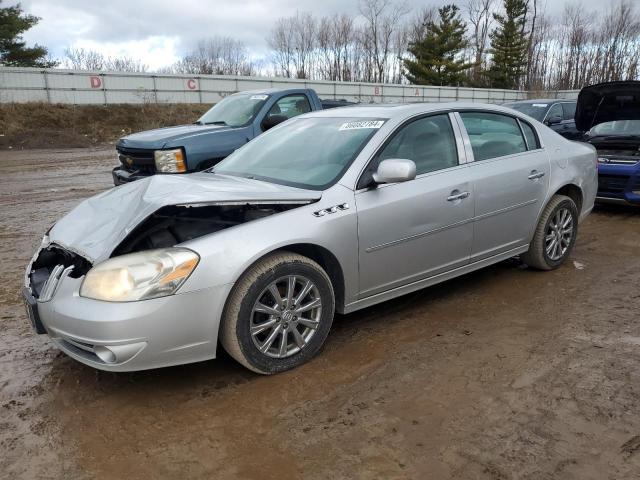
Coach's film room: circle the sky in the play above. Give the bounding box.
[12,0,603,71]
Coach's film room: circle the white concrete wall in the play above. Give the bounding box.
[0,67,579,105]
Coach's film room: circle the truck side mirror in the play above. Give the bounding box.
[262,114,288,131]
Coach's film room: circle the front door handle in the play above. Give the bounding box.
[447,191,470,202]
[528,170,545,180]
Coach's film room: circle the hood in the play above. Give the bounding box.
[117,124,235,150]
[575,81,640,131]
[48,173,321,263]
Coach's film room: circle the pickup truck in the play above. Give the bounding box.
[112,88,354,185]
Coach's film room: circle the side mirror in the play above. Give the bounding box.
[372,159,416,184]
[545,114,562,126]
[262,114,288,131]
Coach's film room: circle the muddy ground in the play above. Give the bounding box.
[1,147,639,479]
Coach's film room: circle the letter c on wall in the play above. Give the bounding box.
[187,79,197,90]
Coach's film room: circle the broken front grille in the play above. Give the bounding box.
[28,245,92,299]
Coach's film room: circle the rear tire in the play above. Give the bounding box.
[522,194,578,271]
[220,252,335,374]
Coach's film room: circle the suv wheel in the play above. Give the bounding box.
[220,252,335,374]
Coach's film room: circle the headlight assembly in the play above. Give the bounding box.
[80,248,199,302]
[154,148,186,173]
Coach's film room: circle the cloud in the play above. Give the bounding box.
[11,0,604,71]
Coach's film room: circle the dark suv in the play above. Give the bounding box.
[503,99,580,140]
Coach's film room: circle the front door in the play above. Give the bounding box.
[355,113,474,298]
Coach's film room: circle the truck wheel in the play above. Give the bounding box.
[220,252,335,374]
[522,195,578,271]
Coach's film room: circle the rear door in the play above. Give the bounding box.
[456,111,550,261]
[355,113,474,297]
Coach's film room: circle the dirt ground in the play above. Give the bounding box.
[1,147,640,480]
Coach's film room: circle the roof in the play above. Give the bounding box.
[506,98,575,105]
[300,102,527,119]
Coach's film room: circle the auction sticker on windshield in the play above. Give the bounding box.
[339,120,385,130]
[250,94,269,101]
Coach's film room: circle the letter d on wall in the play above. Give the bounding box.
[90,76,102,88]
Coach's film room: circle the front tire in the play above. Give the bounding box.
[220,252,335,374]
[522,194,578,270]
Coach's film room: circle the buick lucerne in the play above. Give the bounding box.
[23,103,598,374]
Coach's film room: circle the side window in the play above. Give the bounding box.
[519,120,540,150]
[377,114,459,176]
[546,103,563,121]
[561,102,576,121]
[268,94,311,120]
[459,112,527,161]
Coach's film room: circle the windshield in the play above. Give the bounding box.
[589,120,640,136]
[503,102,548,121]
[197,93,269,127]
[213,117,386,190]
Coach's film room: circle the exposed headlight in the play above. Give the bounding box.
[80,248,199,302]
[154,149,186,173]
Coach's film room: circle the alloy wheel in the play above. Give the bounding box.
[250,275,322,358]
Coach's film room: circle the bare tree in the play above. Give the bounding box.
[268,17,296,77]
[63,47,105,70]
[465,0,494,84]
[173,37,254,76]
[63,47,148,72]
[358,0,409,83]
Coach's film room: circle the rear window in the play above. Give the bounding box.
[519,120,540,150]
[562,102,576,121]
[459,112,527,161]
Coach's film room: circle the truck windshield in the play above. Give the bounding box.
[213,117,386,190]
[503,102,548,121]
[197,93,270,127]
[590,120,640,136]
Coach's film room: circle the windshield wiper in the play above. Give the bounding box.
[203,121,228,126]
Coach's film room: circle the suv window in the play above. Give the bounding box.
[268,94,311,120]
[561,102,576,121]
[377,114,458,176]
[546,103,563,121]
[459,112,527,161]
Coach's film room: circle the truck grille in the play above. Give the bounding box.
[598,174,630,194]
[116,146,156,174]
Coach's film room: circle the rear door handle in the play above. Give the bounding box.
[528,171,545,180]
[447,191,470,202]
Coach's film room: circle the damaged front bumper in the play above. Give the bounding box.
[112,166,153,185]
[24,242,232,371]
[596,162,640,205]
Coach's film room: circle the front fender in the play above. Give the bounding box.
[178,185,359,305]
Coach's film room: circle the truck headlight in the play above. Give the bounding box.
[80,248,199,302]
[154,149,186,173]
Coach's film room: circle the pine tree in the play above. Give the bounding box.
[0,1,56,67]
[403,5,473,86]
[485,0,529,89]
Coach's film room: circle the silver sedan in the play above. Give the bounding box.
[23,103,598,373]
